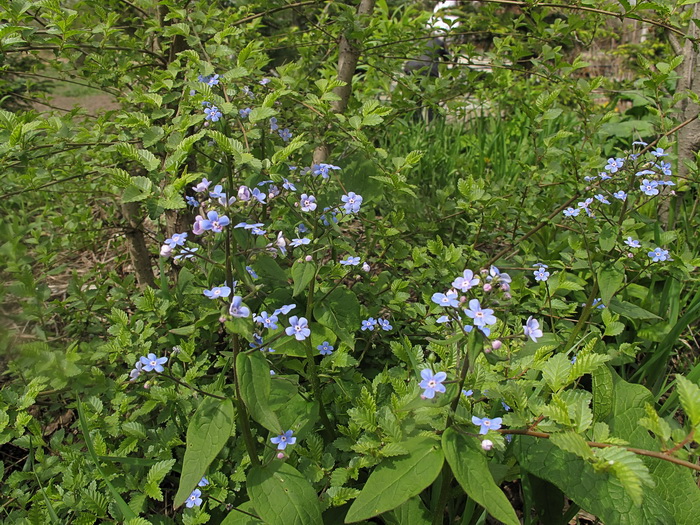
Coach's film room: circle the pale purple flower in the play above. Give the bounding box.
[300,194,317,212]
[341,192,363,213]
[452,270,479,292]
[523,316,543,342]
[648,247,669,262]
[340,256,361,266]
[139,353,168,373]
[201,210,230,233]
[160,244,173,258]
[238,185,251,201]
[624,237,641,248]
[613,190,627,200]
[285,316,310,340]
[192,215,206,235]
[193,178,211,193]
[640,179,659,196]
[269,117,279,131]
[186,489,202,508]
[432,290,459,308]
[279,128,292,142]
[254,311,279,330]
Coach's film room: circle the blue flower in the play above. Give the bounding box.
[273,304,296,316]
[599,172,612,181]
[340,256,361,266]
[254,311,279,330]
[317,341,334,355]
[659,161,672,176]
[502,401,511,411]
[341,192,363,213]
[632,140,648,146]
[533,267,550,282]
[624,237,641,248]
[129,361,143,381]
[594,194,610,205]
[238,185,251,201]
[203,285,231,299]
[311,163,341,179]
[198,477,209,487]
[604,157,624,173]
[174,247,199,261]
[361,318,378,331]
[419,369,447,399]
[139,353,168,373]
[613,190,627,200]
[436,315,450,324]
[471,416,503,435]
[209,184,225,199]
[271,430,296,450]
[651,147,668,157]
[279,128,292,142]
[452,269,479,292]
[290,237,311,248]
[186,196,199,207]
[648,247,669,262]
[591,298,605,309]
[204,105,222,122]
[523,316,543,342]
[246,266,259,279]
[229,296,251,318]
[378,318,392,331]
[239,107,252,118]
[186,488,203,508]
[165,232,188,247]
[462,389,473,397]
[269,117,278,131]
[286,316,310,340]
[464,299,497,327]
[563,207,580,217]
[635,169,655,177]
[251,188,267,204]
[201,211,230,233]
[197,74,210,83]
[431,290,459,308]
[300,194,317,212]
[640,179,659,196]
[282,178,296,191]
[207,74,220,86]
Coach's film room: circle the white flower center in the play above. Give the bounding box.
[428,380,436,388]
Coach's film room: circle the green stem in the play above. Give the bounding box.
[233,333,260,466]
[562,281,599,353]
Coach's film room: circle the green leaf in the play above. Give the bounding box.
[598,224,616,252]
[540,353,572,392]
[345,435,444,523]
[592,365,614,421]
[515,435,673,524]
[145,459,176,501]
[122,176,153,203]
[221,501,263,524]
[236,352,282,433]
[597,262,625,306]
[675,376,700,428]
[173,397,235,508]
[76,398,137,521]
[609,299,661,320]
[247,462,322,525]
[249,107,276,123]
[314,287,360,347]
[291,260,316,297]
[593,446,654,506]
[442,428,519,525]
[381,495,431,525]
[549,431,593,460]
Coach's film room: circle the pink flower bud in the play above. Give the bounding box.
[481,439,493,451]
[500,283,510,292]
[305,255,313,262]
[362,262,370,272]
[276,452,285,459]
[160,244,173,258]
[491,340,502,351]
[219,316,227,323]
[503,293,512,300]
[483,283,492,292]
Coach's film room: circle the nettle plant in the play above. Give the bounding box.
[92,66,700,525]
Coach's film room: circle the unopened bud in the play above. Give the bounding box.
[362,262,370,272]
[219,316,227,323]
[481,439,493,451]
[277,452,285,459]
[503,292,512,300]
[491,340,502,351]
[500,283,510,292]
[160,244,173,258]
[305,255,313,262]
[483,283,492,292]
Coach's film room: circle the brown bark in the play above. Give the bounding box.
[313,0,376,164]
[121,201,156,288]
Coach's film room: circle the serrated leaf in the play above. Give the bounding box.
[122,176,153,203]
[345,436,444,523]
[249,107,276,123]
[236,352,281,433]
[569,353,610,383]
[247,462,322,525]
[442,428,518,525]
[592,365,614,421]
[540,353,572,392]
[550,431,593,460]
[594,446,654,506]
[675,376,700,428]
[173,398,234,508]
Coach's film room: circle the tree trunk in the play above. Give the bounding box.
[121,201,156,288]
[313,0,376,164]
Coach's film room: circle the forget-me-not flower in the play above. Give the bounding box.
[624,237,641,248]
[431,290,459,308]
[229,296,251,318]
[640,179,659,196]
[419,369,447,399]
[203,285,231,299]
[472,416,502,435]
[342,192,363,214]
[340,256,361,266]
[201,211,230,233]
[279,128,292,142]
[533,267,550,282]
[523,316,543,342]
[648,247,670,262]
[254,311,279,330]
[204,105,222,122]
[464,299,497,327]
[271,430,296,450]
[300,194,317,212]
[139,353,168,373]
[286,316,310,340]
[361,317,378,331]
[452,269,479,292]
[317,342,334,355]
[186,489,203,508]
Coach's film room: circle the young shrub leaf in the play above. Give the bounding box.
[676,375,700,428]
[344,435,443,523]
[442,427,519,525]
[173,397,234,509]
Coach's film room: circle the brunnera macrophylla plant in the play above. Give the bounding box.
[108,68,700,525]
